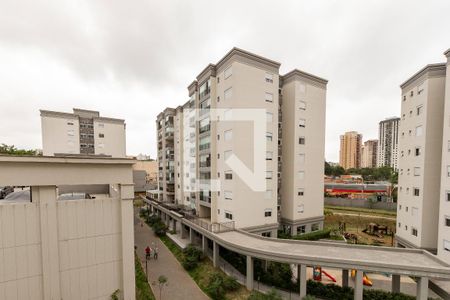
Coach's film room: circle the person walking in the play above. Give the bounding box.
[145,246,151,260]
[154,247,159,260]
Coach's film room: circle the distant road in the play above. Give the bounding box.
[331,211,396,221]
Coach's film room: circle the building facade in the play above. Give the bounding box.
[377,117,400,170]
[361,139,378,168]
[156,48,327,236]
[396,62,447,255]
[339,131,362,169]
[41,108,126,157]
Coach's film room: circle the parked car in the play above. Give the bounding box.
[0,186,14,199]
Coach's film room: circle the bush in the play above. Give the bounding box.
[145,215,167,237]
[292,229,331,241]
[204,272,239,300]
[182,245,204,270]
[247,289,283,300]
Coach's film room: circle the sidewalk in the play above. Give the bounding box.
[134,211,209,300]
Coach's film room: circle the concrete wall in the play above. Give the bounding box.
[325,197,397,211]
[93,119,126,157]
[41,114,80,156]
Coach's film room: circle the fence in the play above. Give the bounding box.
[325,197,397,211]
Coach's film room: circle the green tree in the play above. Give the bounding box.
[0,144,40,156]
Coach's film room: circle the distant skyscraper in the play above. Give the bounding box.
[377,117,400,170]
[361,139,378,168]
[339,131,362,169]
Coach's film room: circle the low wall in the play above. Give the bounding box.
[325,197,397,211]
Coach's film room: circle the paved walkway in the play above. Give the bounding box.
[134,210,209,300]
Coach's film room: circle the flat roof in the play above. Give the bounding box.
[0,154,135,164]
[400,63,446,89]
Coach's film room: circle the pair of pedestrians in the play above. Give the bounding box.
[145,245,159,260]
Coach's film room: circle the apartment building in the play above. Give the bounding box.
[438,49,450,264]
[377,117,400,170]
[361,139,378,168]
[396,62,447,253]
[339,131,362,169]
[156,48,327,237]
[157,108,176,203]
[41,108,126,157]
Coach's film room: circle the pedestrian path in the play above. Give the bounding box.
[134,210,209,300]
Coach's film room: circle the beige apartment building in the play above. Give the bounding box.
[377,117,400,170]
[339,131,362,169]
[396,60,447,255]
[41,108,126,157]
[361,139,378,168]
[156,48,327,237]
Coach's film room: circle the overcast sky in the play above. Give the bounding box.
[0,0,449,162]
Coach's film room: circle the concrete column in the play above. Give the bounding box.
[213,241,219,268]
[34,186,61,300]
[246,256,254,291]
[172,219,176,232]
[416,277,428,300]
[391,274,400,293]
[189,227,193,244]
[181,225,186,239]
[202,235,207,253]
[298,264,307,298]
[342,269,349,288]
[354,270,363,300]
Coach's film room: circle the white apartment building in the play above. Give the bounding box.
[41,108,126,157]
[377,117,400,170]
[156,48,327,237]
[361,139,378,168]
[396,62,447,253]
[438,49,450,264]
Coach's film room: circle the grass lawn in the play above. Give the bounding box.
[135,253,156,300]
[325,205,397,217]
[160,235,252,300]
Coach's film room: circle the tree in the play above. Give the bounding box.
[0,144,40,156]
[153,275,168,300]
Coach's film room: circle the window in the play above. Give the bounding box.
[297,204,304,213]
[298,154,305,163]
[224,66,232,79]
[224,150,232,161]
[398,222,401,228]
[311,223,319,231]
[264,209,272,217]
[403,95,406,101]
[405,225,408,231]
[266,132,273,142]
[416,105,423,116]
[412,228,418,237]
[99,133,105,138]
[415,147,421,156]
[405,206,409,212]
[262,232,271,237]
[297,225,306,234]
[225,211,233,220]
[217,77,220,84]
[447,166,450,177]
[224,129,233,141]
[415,125,423,137]
[224,109,232,120]
[299,137,305,145]
[444,240,450,252]
[265,190,272,200]
[445,217,450,227]
[217,96,220,102]
[299,119,306,128]
[225,171,233,180]
[413,188,420,196]
[217,134,220,140]
[410,90,414,97]
[224,191,232,200]
[298,188,304,196]
[265,92,273,103]
[266,171,273,179]
[98,123,104,128]
[266,112,273,123]
[298,171,305,180]
[224,88,233,100]
[266,151,273,160]
[447,191,450,201]
[299,101,306,110]
[265,73,273,83]
[414,167,420,176]
[67,130,75,136]
[67,122,74,126]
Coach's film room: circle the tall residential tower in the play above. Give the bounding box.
[339,131,362,169]
[377,117,400,170]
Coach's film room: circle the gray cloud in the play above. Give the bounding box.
[0,0,449,161]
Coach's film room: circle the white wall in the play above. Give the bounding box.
[41,115,80,156]
[94,120,126,157]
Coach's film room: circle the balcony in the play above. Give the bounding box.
[199,143,210,151]
[199,124,210,134]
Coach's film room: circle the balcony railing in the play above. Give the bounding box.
[199,143,210,151]
[199,124,210,134]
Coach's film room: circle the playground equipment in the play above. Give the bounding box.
[351,269,373,286]
[313,266,337,283]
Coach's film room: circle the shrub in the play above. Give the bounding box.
[204,272,239,300]
[247,289,283,300]
[293,229,331,241]
[182,245,204,270]
[152,221,167,237]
